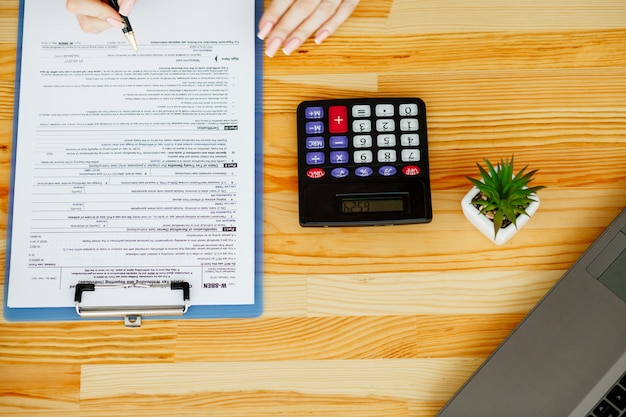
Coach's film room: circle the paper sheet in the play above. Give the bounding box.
[7,0,259,309]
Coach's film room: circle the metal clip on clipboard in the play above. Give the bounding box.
[74,281,190,327]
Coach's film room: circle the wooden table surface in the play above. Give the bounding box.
[1,1,625,416]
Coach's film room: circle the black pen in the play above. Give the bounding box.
[107,0,138,51]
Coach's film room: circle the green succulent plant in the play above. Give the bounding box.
[466,157,546,238]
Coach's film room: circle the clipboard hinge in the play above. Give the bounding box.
[74,281,191,327]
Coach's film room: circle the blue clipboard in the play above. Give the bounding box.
[4,0,264,325]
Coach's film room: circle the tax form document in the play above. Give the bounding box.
[5,0,262,318]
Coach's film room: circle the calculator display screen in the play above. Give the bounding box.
[340,196,405,214]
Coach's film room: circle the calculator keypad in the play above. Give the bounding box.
[299,99,427,180]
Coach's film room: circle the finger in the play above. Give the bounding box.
[281,0,343,55]
[263,0,327,57]
[258,0,301,40]
[74,14,119,33]
[314,0,359,44]
[118,0,137,16]
[66,0,123,33]
[270,0,326,41]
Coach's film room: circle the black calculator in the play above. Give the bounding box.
[297,98,433,226]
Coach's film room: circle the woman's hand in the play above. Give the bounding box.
[258,0,360,57]
[66,0,136,33]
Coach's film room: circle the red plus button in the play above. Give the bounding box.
[328,105,348,133]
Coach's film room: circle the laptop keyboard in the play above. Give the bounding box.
[588,371,626,417]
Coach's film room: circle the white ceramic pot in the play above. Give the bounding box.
[461,186,540,245]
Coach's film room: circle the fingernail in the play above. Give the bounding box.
[265,38,282,58]
[257,21,273,40]
[106,17,125,29]
[118,0,136,16]
[315,30,330,45]
[282,38,302,56]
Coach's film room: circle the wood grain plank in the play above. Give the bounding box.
[387,0,626,33]
[266,30,626,75]
[266,68,626,120]
[306,271,562,315]
[260,273,308,316]
[0,2,18,43]
[3,401,409,417]
[263,189,626,276]
[0,364,80,411]
[175,315,523,361]
[80,391,412,417]
[0,322,177,364]
[80,359,480,402]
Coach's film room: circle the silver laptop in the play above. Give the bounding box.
[436,208,626,417]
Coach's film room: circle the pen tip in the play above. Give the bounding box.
[125,32,138,52]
